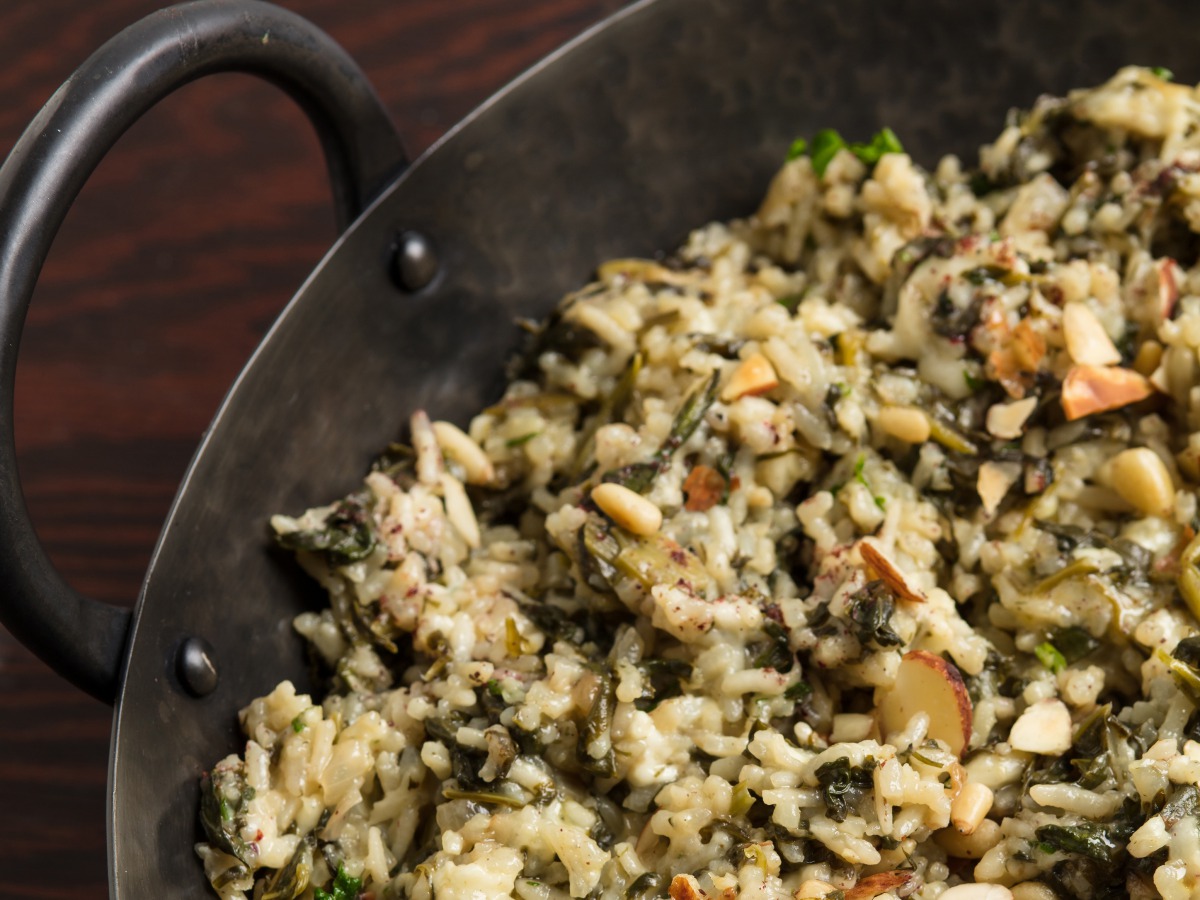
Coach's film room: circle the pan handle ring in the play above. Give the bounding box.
[0,0,407,703]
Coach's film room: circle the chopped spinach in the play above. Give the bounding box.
[577,670,617,776]
[1035,822,1121,863]
[275,492,376,566]
[751,621,794,672]
[814,756,877,823]
[199,765,256,866]
[846,580,904,649]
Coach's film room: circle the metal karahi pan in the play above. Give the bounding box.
[0,0,1191,895]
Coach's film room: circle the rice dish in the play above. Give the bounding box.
[197,67,1200,900]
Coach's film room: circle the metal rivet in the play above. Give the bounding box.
[392,231,438,292]
[177,636,218,697]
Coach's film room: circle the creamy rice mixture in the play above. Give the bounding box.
[199,68,1200,900]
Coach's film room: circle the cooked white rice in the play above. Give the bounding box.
[198,67,1200,900]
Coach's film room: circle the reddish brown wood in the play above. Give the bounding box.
[0,1,624,896]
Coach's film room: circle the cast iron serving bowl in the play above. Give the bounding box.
[0,0,1192,895]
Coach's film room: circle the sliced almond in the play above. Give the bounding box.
[844,871,918,900]
[977,461,1021,515]
[721,352,779,402]
[1061,364,1152,420]
[1008,698,1072,755]
[859,539,925,603]
[878,650,973,756]
[985,396,1038,440]
[668,874,705,900]
[1062,302,1121,365]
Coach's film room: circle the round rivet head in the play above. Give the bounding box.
[392,231,438,292]
[177,636,218,697]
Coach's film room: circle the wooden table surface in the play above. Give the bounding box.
[0,1,624,896]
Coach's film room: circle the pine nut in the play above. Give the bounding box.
[939,884,1012,900]
[440,474,481,549]
[1106,447,1174,517]
[721,352,779,401]
[877,406,931,444]
[985,397,1037,440]
[795,880,837,899]
[432,420,495,485]
[951,781,994,835]
[592,482,663,535]
[1132,339,1163,376]
[1062,302,1121,365]
[1010,884,1056,900]
[934,818,1003,861]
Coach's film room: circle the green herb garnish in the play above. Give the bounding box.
[314,866,362,900]
[1035,641,1067,674]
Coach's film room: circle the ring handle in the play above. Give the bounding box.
[0,0,406,703]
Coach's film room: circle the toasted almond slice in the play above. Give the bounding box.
[796,880,838,900]
[985,396,1038,440]
[844,871,918,900]
[977,461,1020,515]
[859,539,925,603]
[721,352,779,402]
[668,874,705,900]
[1062,302,1121,365]
[878,649,973,757]
[1061,364,1152,420]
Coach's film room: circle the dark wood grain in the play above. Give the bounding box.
[0,1,624,896]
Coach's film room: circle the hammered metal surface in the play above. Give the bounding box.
[110,0,1196,895]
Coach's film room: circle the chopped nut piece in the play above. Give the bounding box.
[683,465,727,512]
[859,539,925,603]
[951,781,995,835]
[432,420,495,485]
[669,874,707,900]
[877,406,931,444]
[977,461,1020,515]
[1060,364,1152,420]
[1011,318,1047,372]
[592,482,664,535]
[1104,447,1174,517]
[985,396,1038,440]
[1062,302,1121,365]
[1008,698,1072,755]
[721,352,779,401]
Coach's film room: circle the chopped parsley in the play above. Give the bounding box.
[786,127,905,176]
